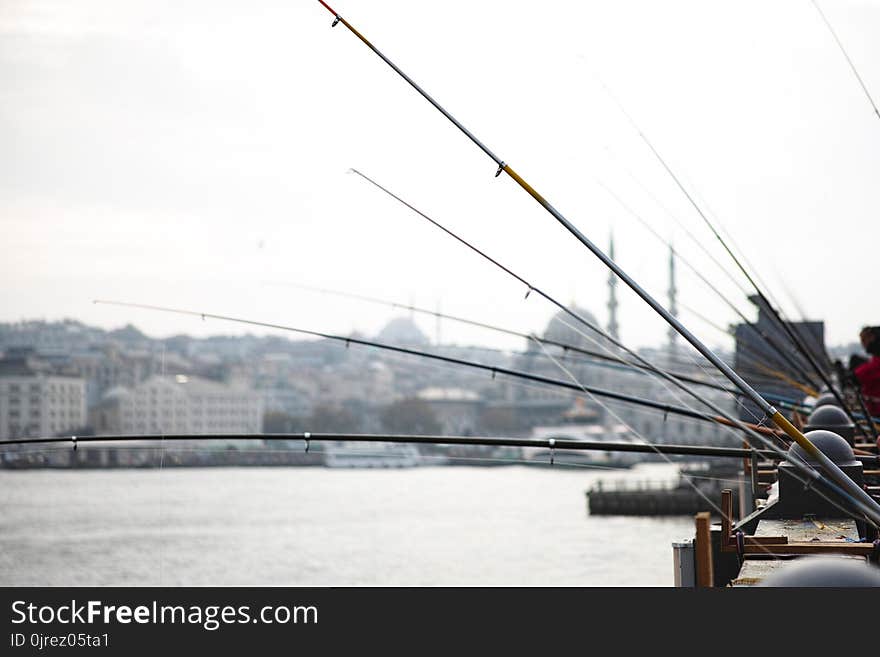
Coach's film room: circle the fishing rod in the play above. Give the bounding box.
[13,434,878,527]
[677,301,822,398]
[851,389,880,442]
[348,166,824,432]
[285,278,731,382]
[605,148,752,300]
[0,432,796,461]
[604,96,830,358]
[678,301,732,340]
[347,168,781,436]
[10,431,879,465]
[608,144,842,393]
[773,282,858,418]
[308,280,825,418]
[314,2,880,525]
[92,299,782,439]
[342,167,880,520]
[678,303,791,386]
[274,280,743,397]
[600,70,855,421]
[603,76,836,382]
[549,311,823,420]
[811,0,880,120]
[598,178,823,388]
[768,272,828,366]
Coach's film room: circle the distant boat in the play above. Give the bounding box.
[324,441,423,468]
[527,422,640,469]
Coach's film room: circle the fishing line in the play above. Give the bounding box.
[5,442,871,534]
[390,335,732,396]
[692,187,789,317]
[679,302,822,398]
[274,280,743,396]
[343,167,867,511]
[158,341,167,587]
[532,335,739,519]
[811,0,880,119]
[547,311,762,444]
[532,335,875,542]
[544,216,806,410]
[537,336,877,531]
[95,299,768,435]
[597,71,851,413]
[316,4,880,526]
[691,191,839,379]
[312,332,590,415]
[538,317,779,456]
[596,176,821,387]
[346,168,778,441]
[533,325,781,484]
[604,146,752,299]
[345,169,802,454]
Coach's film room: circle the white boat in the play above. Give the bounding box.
[527,422,640,468]
[324,441,423,468]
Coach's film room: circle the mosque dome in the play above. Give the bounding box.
[541,306,600,351]
[376,317,430,347]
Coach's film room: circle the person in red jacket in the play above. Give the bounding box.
[851,327,880,445]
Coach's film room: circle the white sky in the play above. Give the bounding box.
[1,0,878,353]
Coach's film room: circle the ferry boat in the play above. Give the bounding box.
[324,441,424,468]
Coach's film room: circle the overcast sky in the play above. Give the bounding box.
[2,0,878,353]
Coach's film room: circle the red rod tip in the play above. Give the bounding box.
[317,0,338,15]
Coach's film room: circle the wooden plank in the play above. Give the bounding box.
[739,518,867,557]
[755,518,859,543]
[695,512,713,588]
[732,560,788,587]
[720,490,733,552]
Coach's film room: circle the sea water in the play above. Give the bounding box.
[0,463,693,586]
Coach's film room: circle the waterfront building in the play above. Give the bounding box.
[0,350,86,440]
[69,344,192,407]
[91,374,263,442]
[733,295,825,421]
[416,387,482,435]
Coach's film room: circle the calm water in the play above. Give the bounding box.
[0,463,693,586]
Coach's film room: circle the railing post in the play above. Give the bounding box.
[694,511,714,588]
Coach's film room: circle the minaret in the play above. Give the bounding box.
[667,244,678,351]
[607,233,619,341]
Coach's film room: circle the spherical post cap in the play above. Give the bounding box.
[813,392,841,409]
[788,429,857,466]
[805,405,854,429]
[759,557,880,587]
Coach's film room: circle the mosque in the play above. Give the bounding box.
[373,237,735,446]
[495,238,735,446]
